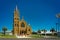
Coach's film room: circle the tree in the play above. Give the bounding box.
[32,31,37,34]
[42,29,47,36]
[50,28,56,36]
[2,26,7,36]
[37,30,41,34]
[37,30,41,36]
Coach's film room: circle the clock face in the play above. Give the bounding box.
[21,22,25,27]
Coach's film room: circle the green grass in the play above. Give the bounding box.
[0,33,59,38]
[30,34,60,38]
[0,33,16,38]
[30,34,44,38]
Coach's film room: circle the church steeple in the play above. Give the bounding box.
[22,16,24,20]
[16,5,18,11]
[14,5,18,13]
[13,5,20,35]
[14,5,19,18]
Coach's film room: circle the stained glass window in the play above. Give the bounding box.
[21,22,25,27]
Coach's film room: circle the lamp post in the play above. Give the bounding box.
[56,23,58,32]
[56,13,60,32]
[56,13,60,36]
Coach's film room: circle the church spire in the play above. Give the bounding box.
[14,5,18,13]
[16,5,18,11]
[14,5,20,18]
[22,16,24,20]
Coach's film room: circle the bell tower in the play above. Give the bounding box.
[13,5,20,35]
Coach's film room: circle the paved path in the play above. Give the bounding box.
[44,36,57,38]
[0,38,60,40]
[16,35,31,38]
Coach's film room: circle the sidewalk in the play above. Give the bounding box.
[44,36,58,38]
[16,35,31,38]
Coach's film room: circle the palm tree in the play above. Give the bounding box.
[50,28,56,36]
[2,26,7,36]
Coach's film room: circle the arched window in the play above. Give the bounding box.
[14,18,16,20]
[15,24,16,26]
[17,24,19,27]
[29,29,30,31]
[15,24,19,27]
[21,22,25,27]
[17,18,19,20]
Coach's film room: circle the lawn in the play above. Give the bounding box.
[30,34,44,38]
[0,33,44,38]
[0,33,16,38]
[30,34,60,38]
[0,33,59,38]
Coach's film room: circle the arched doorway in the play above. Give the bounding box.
[20,30,27,35]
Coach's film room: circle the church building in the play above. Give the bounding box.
[13,6,32,36]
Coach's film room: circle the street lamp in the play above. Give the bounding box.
[56,13,60,36]
[56,13,60,32]
[56,13,60,18]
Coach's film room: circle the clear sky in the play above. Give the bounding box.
[0,0,60,32]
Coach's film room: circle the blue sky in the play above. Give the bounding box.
[0,0,60,32]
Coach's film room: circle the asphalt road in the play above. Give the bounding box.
[0,38,60,40]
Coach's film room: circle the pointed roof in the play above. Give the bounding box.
[14,5,20,18]
[16,5,18,11]
[22,16,24,20]
[14,5,19,13]
[29,24,30,25]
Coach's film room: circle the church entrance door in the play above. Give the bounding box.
[20,30,26,36]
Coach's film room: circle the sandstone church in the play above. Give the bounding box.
[13,6,32,36]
